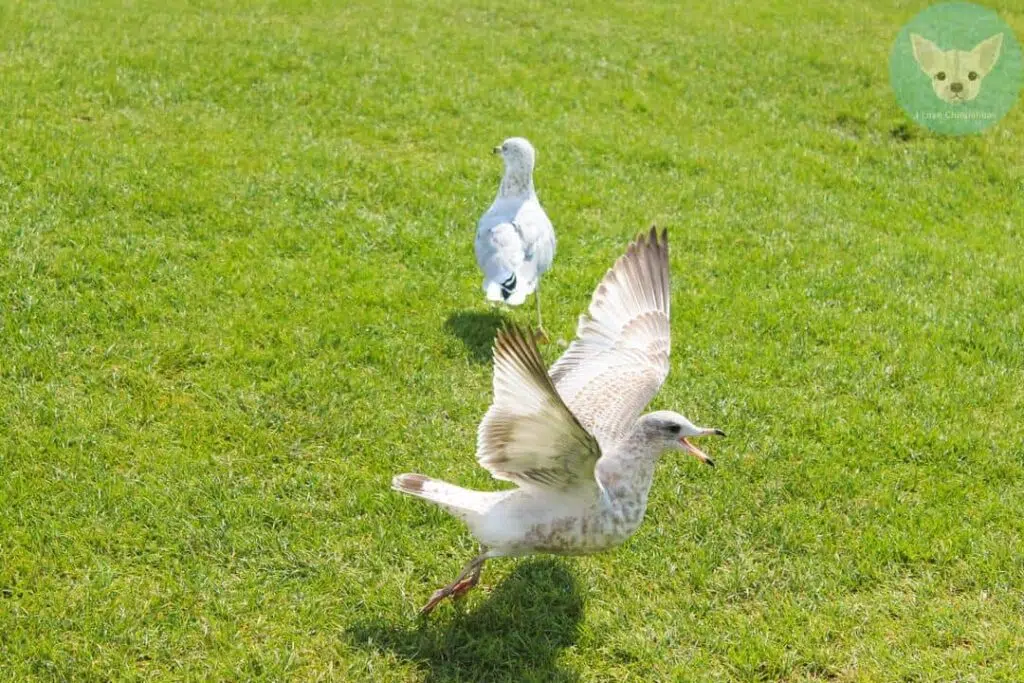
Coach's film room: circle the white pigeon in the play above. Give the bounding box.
[474,137,556,339]
[394,227,725,615]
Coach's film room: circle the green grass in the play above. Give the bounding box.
[2,0,1024,679]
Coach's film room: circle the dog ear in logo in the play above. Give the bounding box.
[911,32,1004,103]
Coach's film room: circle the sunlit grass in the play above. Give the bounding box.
[1,0,1023,679]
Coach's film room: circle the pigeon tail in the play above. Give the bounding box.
[482,272,530,305]
[482,272,534,306]
[484,280,505,302]
[500,273,517,300]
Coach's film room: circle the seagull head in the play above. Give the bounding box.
[492,137,536,173]
[644,410,725,467]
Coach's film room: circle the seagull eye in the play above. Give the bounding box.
[968,71,978,81]
[667,424,681,435]
[935,71,946,81]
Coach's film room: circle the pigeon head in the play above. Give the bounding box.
[643,410,724,467]
[492,137,536,180]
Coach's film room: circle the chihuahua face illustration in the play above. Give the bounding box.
[911,33,1004,103]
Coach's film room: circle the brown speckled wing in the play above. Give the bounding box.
[548,227,671,449]
[476,325,602,494]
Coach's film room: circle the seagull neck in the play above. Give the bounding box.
[498,167,535,200]
[599,433,663,503]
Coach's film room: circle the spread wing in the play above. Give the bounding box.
[476,325,602,494]
[549,226,671,449]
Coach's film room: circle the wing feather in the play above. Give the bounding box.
[549,227,671,448]
[476,325,602,494]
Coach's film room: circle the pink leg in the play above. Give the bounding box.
[419,552,488,615]
[450,561,484,598]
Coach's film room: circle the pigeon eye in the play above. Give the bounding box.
[968,71,978,81]
[935,71,946,81]
[667,424,681,435]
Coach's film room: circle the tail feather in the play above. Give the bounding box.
[484,279,506,302]
[482,273,532,306]
[391,473,491,521]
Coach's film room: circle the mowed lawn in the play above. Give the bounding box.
[2,0,1023,680]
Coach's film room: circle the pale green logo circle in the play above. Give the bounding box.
[890,2,1022,135]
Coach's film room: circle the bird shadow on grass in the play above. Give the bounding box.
[445,309,507,364]
[347,559,583,682]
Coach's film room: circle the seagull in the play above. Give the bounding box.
[394,227,725,615]
[474,137,556,340]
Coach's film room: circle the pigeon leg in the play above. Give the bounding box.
[420,551,489,615]
[534,283,549,343]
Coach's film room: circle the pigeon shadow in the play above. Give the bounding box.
[444,309,506,364]
[347,559,583,682]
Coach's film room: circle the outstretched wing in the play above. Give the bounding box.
[549,227,671,449]
[476,325,602,494]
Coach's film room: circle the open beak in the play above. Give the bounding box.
[492,146,501,154]
[680,429,724,467]
[680,438,714,467]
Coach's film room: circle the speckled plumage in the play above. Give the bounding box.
[394,228,724,614]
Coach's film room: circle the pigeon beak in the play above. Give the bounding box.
[492,146,502,155]
[681,437,715,467]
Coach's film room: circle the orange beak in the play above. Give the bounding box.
[680,437,715,467]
